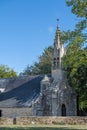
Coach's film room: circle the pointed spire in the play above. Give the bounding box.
[55,19,60,39]
[55,26,60,40]
[54,19,61,49]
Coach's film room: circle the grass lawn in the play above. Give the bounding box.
[0,125,87,130]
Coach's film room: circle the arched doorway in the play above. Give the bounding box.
[61,104,66,116]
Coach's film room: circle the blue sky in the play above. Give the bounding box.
[0,0,77,74]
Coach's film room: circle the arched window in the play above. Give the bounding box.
[53,58,56,68]
[57,57,60,67]
[61,104,66,116]
[57,57,59,61]
[57,57,59,63]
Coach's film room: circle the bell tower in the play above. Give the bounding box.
[33,22,77,117]
[52,25,65,81]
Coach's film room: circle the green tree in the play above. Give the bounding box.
[66,0,87,18]
[65,0,87,45]
[63,43,87,110]
[66,0,87,44]
[0,64,17,78]
[62,0,87,111]
[21,46,53,75]
[20,63,40,76]
[38,46,53,74]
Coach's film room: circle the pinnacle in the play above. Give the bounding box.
[42,75,49,81]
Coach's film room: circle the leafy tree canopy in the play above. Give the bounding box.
[66,0,87,18]
[65,0,87,47]
[20,46,53,76]
[62,0,87,111]
[0,64,17,78]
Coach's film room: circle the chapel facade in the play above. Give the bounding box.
[0,25,77,118]
[33,26,77,116]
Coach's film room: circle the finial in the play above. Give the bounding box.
[56,18,59,24]
[56,18,60,30]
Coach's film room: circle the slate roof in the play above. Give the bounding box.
[0,78,9,88]
[0,75,46,108]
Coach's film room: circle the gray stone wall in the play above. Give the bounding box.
[1,117,87,125]
[16,116,87,125]
[0,107,32,118]
[0,117,13,125]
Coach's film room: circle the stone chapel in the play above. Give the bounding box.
[33,26,77,116]
[0,25,77,118]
